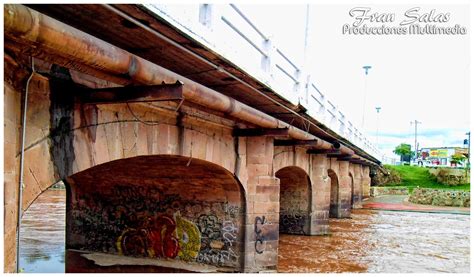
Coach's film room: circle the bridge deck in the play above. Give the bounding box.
[26,4,381,164]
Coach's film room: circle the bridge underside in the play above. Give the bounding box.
[3,4,375,273]
[66,155,245,272]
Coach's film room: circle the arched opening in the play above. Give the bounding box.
[328,169,339,218]
[349,172,354,208]
[276,166,311,235]
[64,155,246,273]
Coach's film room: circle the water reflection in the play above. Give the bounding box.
[278,209,470,273]
[19,189,65,273]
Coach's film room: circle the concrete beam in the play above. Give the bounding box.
[327,153,352,159]
[80,82,183,104]
[336,155,355,161]
[274,139,319,146]
[306,149,340,155]
[232,128,289,137]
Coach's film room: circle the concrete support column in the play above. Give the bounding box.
[362,166,371,199]
[337,160,351,218]
[352,164,363,208]
[309,154,330,235]
[243,136,279,272]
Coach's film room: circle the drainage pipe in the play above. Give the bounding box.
[15,58,35,273]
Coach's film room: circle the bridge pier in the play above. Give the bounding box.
[350,164,363,209]
[362,166,371,199]
[337,160,352,218]
[242,136,280,272]
[309,154,331,235]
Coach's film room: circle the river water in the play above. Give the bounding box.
[19,190,470,273]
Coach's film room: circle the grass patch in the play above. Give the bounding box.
[381,165,470,193]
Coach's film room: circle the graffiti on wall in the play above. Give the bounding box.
[68,184,243,268]
[279,189,309,235]
[116,213,201,260]
[279,214,306,235]
[254,216,266,254]
[195,215,239,265]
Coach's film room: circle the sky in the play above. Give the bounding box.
[239,3,470,160]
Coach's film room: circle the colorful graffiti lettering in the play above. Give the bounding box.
[117,215,179,259]
[148,215,179,258]
[70,185,242,268]
[175,213,201,261]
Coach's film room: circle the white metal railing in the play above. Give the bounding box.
[144,4,383,162]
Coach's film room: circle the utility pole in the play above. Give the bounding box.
[303,4,310,62]
[375,106,381,146]
[361,65,372,129]
[411,120,421,161]
[466,132,470,168]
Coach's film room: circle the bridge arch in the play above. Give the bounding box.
[275,166,311,235]
[7,74,246,271]
[327,169,339,218]
[349,172,354,208]
[66,154,246,272]
[14,73,241,217]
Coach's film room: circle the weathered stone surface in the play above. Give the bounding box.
[276,166,310,235]
[372,166,402,186]
[3,60,374,273]
[409,188,470,207]
[429,167,470,186]
[370,186,409,197]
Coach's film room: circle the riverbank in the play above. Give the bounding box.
[381,165,470,192]
[363,195,470,215]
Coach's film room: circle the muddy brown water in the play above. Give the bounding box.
[19,190,469,273]
[19,189,65,273]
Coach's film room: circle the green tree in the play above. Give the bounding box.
[393,143,415,162]
[450,153,466,166]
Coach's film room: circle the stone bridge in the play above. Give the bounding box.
[4,4,377,273]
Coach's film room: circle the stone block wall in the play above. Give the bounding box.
[350,164,363,208]
[429,168,470,186]
[4,83,21,273]
[409,188,470,207]
[337,160,352,218]
[370,187,409,197]
[3,58,373,273]
[310,154,330,235]
[243,136,280,272]
[361,166,371,199]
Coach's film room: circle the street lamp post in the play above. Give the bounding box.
[375,106,381,146]
[361,65,372,129]
[465,132,470,168]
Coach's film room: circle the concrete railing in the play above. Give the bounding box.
[144,4,383,162]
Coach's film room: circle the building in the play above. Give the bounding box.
[418,147,469,167]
